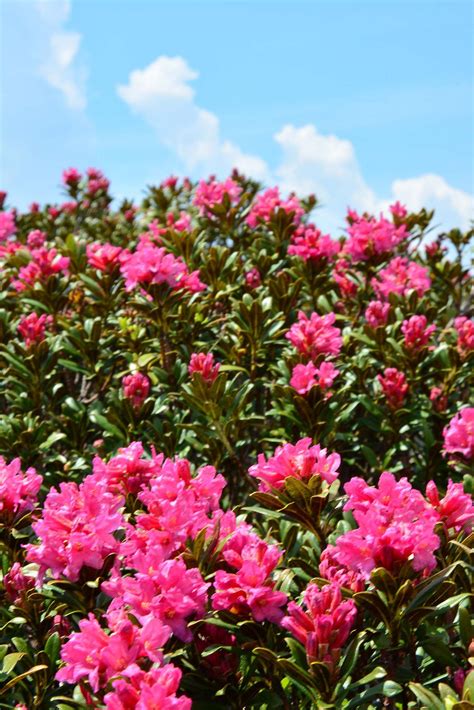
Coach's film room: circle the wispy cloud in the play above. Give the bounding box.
[36,0,87,110]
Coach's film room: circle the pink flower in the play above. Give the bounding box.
[288,224,339,262]
[3,563,35,603]
[332,259,358,297]
[290,362,318,394]
[26,230,46,249]
[401,315,436,351]
[443,407,474,460]
[249,437,340,492]
[429,387,447,412]
[426,480,474,533]
[389,201,408,219]
[247,187,304,228]
[372,257,431,300]
[454,316,474,356]
[282,582,357,671]
[167,211,192,232]
[316,361,340,390]
[245,267,261,288]
[193,177,242,216]
[86,168,110,195]
[87,242,123,272]
[377,368,408,409]
[0,457,42,523]
[56,614,170,693]
[92,442,158,496]
[365,300,390,328]
[12,247,70,291]
[327,472,440,579]
[62,167,82,186]
[188,352,220,384]
[120,243,206,294]
[18,312,53,348]
[286,311,342,359]
[104,663,191,710]
[345,214,407,261]
[122,373,150,410]
[319,547,365,592]
[0,211,16,241]
[161,175,178,190]
[26,473,124,582]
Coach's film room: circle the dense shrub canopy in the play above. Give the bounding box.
[0,170,472,708]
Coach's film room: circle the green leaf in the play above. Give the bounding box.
[408,682,445,710]
[1,652,25,675]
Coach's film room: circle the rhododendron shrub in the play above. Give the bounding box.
[0,170,472,708]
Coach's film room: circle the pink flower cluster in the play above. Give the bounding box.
[371,257,431,300]
[365,300,390,328]
[443,407,474,460]
[193,177,242,215]
[0,456,42,522]
[282,582,357,671]
[212,523,288,623]
[247,187,304,228]
[286,311,342,360]
[86,167,110,195]
[344,213,407,262]
[454,316,474,356]
[120,243,206,294]
[0,210,16,241]
[245,267,261,288]
[288,224,339,262]
[188,352,220,384]
[17,312,53,348]
[249,437,340,492]
[401,314,436,351]
[87,242,123,272]
[322,472,440,580]
[377,367,408,409]
[27,229,46,249]
[104,664,191,709]
[426,480,474,533]
[62,167,82,186]
[26,474,124,582]
[290,361,339,395]
[12,247,70,292]
[122,372,151,410]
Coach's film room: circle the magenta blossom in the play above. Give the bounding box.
[247,187,304,228]
[426,480,474,533]
[401,315,436,351]
[286,310,342,360]
[365,300,390,328]
[87,242,123,272]
[282,582,357,671]
[62,167,82,186]
[188,352,220,384]
[290,361,339,395]
[249,437,340,492]
[120,243,206,294]
[12,247,70,291]
[0,456,42,523]
[104,663,192,710]
[443,407,474,460]
[454,316,474,356]
[288,224,339,262]
[193,177,242,216]
[18,312,53,348]
[123,373,151,410]
[0,210,16,241]
[345,213,407,261]
[245,267,261,288]
[371,257,431,300]
[377,368,408,409]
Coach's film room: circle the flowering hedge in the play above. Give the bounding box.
[0,170,472,709]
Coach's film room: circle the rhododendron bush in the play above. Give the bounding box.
[0,171,472,709]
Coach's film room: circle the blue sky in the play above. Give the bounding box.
[1,0,473,233]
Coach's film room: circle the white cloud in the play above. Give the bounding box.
[389,174,474,231]
[118,55,472,234]
[117,56,269,180]
[36,0,86,110]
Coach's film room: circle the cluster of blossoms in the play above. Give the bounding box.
[246,187,304,227]
[87,242,123,272]
[288,223,339,262]
[365,300,390,328]
[188,352,220,384]
[120,242,206,294]
[282,582,357,672]
[0,456,42,523]
[286,311,342,359]
[193,177,242,215]
[17,312,53,348]
[122,372,151,410]
[401,314,436,351]
[321,472,441,582]
[26,474,124,582]
[249,437,340,491]
[290,361,339,395]
[443,407,474,460]
[344,212,407,262]
[12,247,70,291]
[454,316,474,356]
[377,367,409,409]
[0,210,16,241]
[372,257,431,300]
